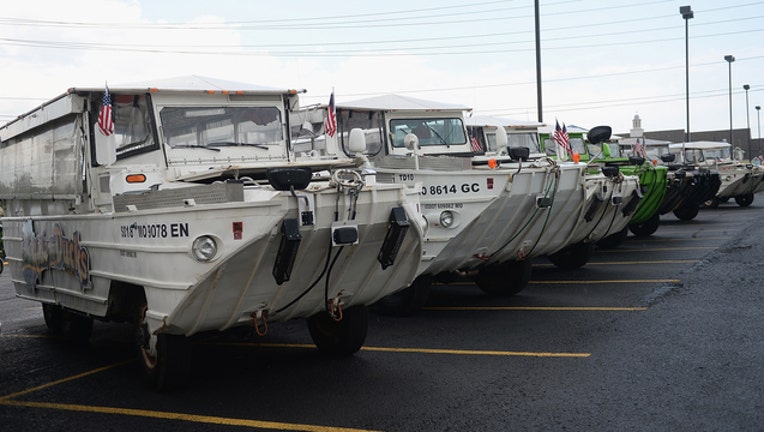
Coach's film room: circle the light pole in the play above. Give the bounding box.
[680,6,693,142]
[743,84,751,156]
[724,55,735,146]
[756,105,761,157]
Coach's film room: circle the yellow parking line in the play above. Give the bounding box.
[610,247,713,252]
[206,342,588,358]
[0,360,133,401]
[530,279,680,284]
[425,306,647,312]
[0,400,378,432]
[361,346,589,358]
[585,260,699,265]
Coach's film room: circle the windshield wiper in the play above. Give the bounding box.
[426,125,449,145]
[170,144,221,152]
[208,141,269,150]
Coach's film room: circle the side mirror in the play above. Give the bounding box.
[660,153,676,163]
[404,133,419,151]
[587,125,612,145]
[348,128,366,154]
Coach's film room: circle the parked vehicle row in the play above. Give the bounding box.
[0,76,751,390]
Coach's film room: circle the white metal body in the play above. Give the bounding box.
[669,142,764,198]
[0,77,424,339]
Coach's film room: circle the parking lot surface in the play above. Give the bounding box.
[1,197,763,431]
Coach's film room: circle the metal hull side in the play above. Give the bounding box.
[3,183,423,336]
[715,165,764,198]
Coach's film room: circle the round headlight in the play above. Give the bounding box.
[192,236,218,262]
[439,210,454,228]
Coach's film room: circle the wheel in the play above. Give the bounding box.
[673,206,699,221]
[372,275,432,316]
[629,213,660,237]
[42,304,92,344]
[42,304,66,334]
[0,259,3,274]
[703,197,720,208]
[734,193,754,207]
[307,305,369,357]
[548,242,594,270]
[596,226,628,249]
[62,311,93,345]
[475,259,532,296]
[139,332,192,392]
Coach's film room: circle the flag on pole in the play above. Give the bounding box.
[470,136,483,153]
[633,137,646,157]
[553,119,571,156]
[324,90,337,137]
[96,84,114,136]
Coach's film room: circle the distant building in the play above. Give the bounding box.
[616,114,762,159]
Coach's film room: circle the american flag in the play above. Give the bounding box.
[324,91,337,137]
[633,138,646,157]
[470,136,483,153]
[97,85,114,136]
[553,119,571,155]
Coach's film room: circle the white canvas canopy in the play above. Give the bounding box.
[337,94,470,112]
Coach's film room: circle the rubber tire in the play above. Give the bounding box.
[140,333,192,392]
[42,304,92,344]
[735,193,754,207]
[0,259,3,274]
[372,275,432,317]
[43,304,66,334]
[548,242,595,270]
[307,306,369,357]
[673,206,699,221]
[475,260,532,297]
[596,226,629,249]
[629,213,660,237]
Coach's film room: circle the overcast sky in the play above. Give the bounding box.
[1,0,762,137]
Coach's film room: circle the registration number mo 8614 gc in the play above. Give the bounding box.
[421,183,480,196]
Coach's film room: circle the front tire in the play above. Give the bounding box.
[629,213,660,237]
[308,306,369,357]
[673,205,699,221]
[139,332,192,392]
[475,260,532,296]
[735,193,754,207]
[548,242,594,270]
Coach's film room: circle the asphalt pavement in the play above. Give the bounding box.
[0,199,763,431]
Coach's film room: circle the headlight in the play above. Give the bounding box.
[439,210,454,228]
[192,236,218,262]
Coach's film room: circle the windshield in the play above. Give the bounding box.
[507,132,541,153]
[389,118,466,147]
[160,106,283,149]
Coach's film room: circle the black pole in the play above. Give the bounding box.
[535,0,542,123]
[684,17,690,142]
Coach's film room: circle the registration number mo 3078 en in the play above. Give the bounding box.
[420,183,481,196]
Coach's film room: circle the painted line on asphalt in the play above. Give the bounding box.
[206,342,589,358]
[529,279,680,284]
[584,260,699,265]
[0,360,133,401]
[424,306,647,312]
[0,333,51,338]
[0,361,380,432]
[604,246,714,252]
[0,400,379,432]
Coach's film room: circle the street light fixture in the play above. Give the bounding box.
[724,55,735,147]
[743,84,751,156]
[680,6,693,142]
